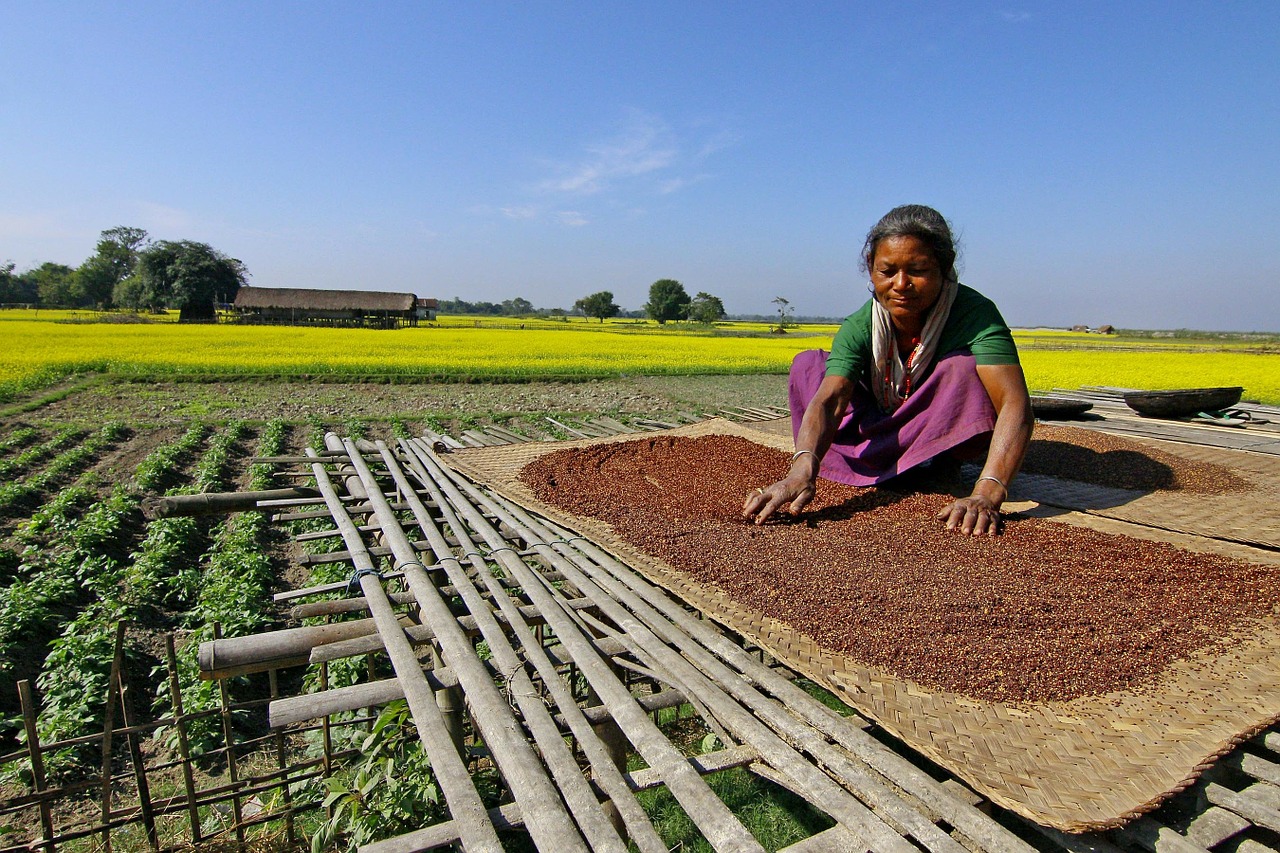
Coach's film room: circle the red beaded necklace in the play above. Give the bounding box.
[884,337,923,400]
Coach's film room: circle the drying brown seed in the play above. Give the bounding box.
[1023,425,1248,494]
[521,435,1279,703]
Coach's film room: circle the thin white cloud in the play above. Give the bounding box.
[1000,10,1031,22]
[538,111,678,196]
[500,205,539,220]
[488,111,739,227]
[556,210,589,227]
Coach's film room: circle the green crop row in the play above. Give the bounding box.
[0,426,40,454]
[160,420,286,756]
[0,426,84,481]
[0,425,216,778]
[0,423,128,517]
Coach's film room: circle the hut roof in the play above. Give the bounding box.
[234,286,417,312]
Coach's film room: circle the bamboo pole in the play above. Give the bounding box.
[268,668,295,842]
[212,624,246,847]
[198,618,397,677]
[378,438,656,853]
[18,680,55,853]
[119,682,159,852]
[99,622,126,853]
[402,438,765,853]
[141,488,321,519]
[338,437,591,853]
[304,448,502,851]
[165,634,202,846]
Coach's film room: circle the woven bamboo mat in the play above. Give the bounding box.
[444,419,1280,833]
[1010,436,1280,550]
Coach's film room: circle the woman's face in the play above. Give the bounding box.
[870,235,945,330]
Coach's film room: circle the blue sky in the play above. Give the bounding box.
[3,2,1278,330]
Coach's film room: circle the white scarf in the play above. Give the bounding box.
[870,277,959,412]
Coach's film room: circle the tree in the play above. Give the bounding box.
[573,290,620,324]
[644,279,690,325]
[133,240,249,320]
[31,262,81,307]
[688,291,726,325]
[772,296,794,333]
[77,226,149,308]
[0,262,38,304]
[501,297,534,316]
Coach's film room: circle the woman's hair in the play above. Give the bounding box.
[861,204,959,282]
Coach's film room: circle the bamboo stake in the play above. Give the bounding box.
[165,634,202,846]
[269,668,295,841]
[99,622,126,853]
[212,624,246,847]
[18,680,56,853]
[119,681,160,852]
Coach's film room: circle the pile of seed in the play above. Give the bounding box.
[521,435,1280,703]
[1022,425,1247,494]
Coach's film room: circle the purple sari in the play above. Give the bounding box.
[789,349,996,486]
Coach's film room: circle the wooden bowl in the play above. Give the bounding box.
[1122,387,1243,418]
[1030,396,1094,419]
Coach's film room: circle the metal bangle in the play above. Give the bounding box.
[977,475,1007,491]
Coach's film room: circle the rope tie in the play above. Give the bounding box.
[344,565,382,597]
[463,546,518,562]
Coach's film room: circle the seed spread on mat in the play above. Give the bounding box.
[520,434,1280,703]
[1021,425,1247,494]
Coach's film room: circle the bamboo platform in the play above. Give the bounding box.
[158,404,1280,851]
[215,420,1042,852]
[401,404,1280,850]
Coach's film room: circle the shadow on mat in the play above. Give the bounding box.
[1021,441,1175,491]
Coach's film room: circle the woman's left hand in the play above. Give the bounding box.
[936,495,1002,536]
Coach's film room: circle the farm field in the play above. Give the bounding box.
[0,372,808,853]
[2,311,1278,404]
[2,315,1278,852]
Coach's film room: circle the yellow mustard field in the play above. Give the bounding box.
[1,317,1277,404]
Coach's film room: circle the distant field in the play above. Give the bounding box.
[1,312,1277,404]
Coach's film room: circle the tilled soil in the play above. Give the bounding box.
[520,434,1280,703]
[1023,425,1248,494]
[13,375,788,428]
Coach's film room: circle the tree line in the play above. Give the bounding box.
[6,232,740,327]
[439,280,727,326]
[1,227,249,320]
[573,279,726,325]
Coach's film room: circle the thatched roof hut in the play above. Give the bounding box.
[233,287,433,328]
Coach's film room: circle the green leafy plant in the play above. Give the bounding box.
[307,701,442,853]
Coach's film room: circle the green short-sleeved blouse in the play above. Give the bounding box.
[824,284,1020,382]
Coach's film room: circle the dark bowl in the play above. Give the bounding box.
[1030,396,1094,419]
[1122,387,1243,418]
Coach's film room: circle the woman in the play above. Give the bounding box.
[742,204,1033,535]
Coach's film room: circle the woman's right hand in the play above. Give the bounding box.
[742,475,817,525]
